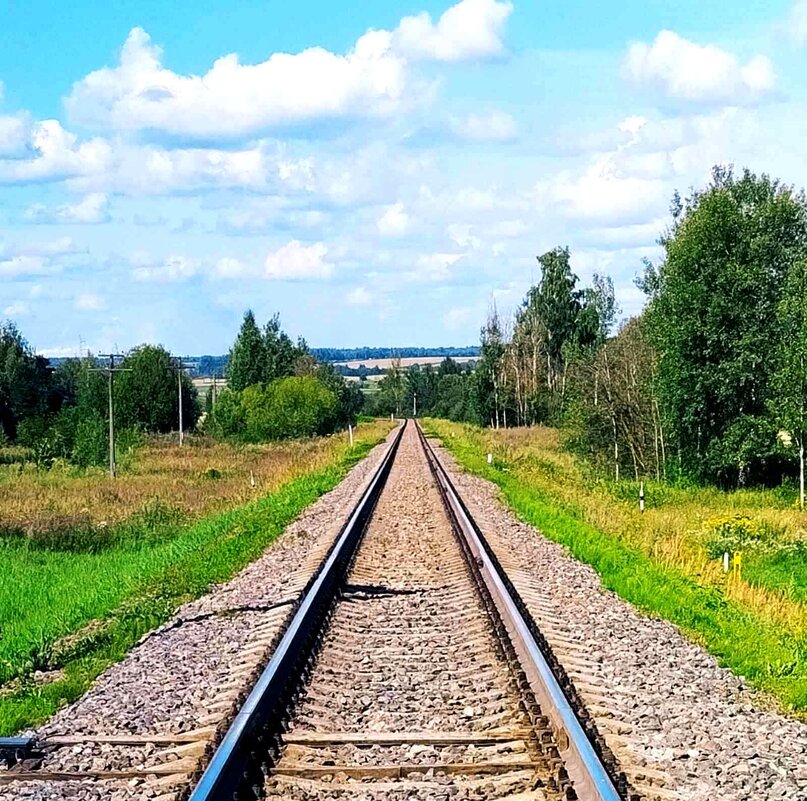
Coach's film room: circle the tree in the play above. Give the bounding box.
[531,247,583,395]
[772,258,807,507]
[645,166,807,484]
[227,311,266,391]
[0,322,55,440]
[116,345,200,433]
[265,313,303,381]
[475,307,507,427]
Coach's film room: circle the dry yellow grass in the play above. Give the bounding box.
[0,420,393,532]
[464,425,807,636]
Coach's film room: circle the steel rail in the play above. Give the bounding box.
[185,420,406,801]
[416,422,623,801]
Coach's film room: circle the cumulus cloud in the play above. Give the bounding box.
[0,120,112,184]
[62,1,512,140]
[623,30,776,105]
[26,193,109,224]
[264,240,333,280]
[453,110,517,141]
[65,26,405,139]
[377,202,410,236]
[394,0,512,62]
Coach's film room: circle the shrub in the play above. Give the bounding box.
[71,411,107,468]
[244,377,339,441]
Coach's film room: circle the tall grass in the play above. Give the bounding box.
[0,421,392,734]
[425,419,807,716]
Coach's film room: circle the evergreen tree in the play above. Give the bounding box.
[227,310,266,391]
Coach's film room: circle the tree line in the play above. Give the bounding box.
[0,325,199,467]
[473,166,807,499]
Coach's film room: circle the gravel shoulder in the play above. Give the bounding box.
[432,439,807,801]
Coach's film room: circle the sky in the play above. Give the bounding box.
[2,0,807,355]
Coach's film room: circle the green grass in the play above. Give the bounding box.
[0,435,384,735]
[425,419,807,716]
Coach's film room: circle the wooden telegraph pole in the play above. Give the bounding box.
[91,354,130,478]
[174,356,191,446]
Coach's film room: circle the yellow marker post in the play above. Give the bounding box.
[732,551,743,580]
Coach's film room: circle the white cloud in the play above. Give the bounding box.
[623,30,776,105]
[3,301,30,317]
[377,202,410,236]
[65,26,406,139]
[407,252,463,282]
[0,120,112,183]
[264,240,333,280]
[447,223,481,249]
[132,255,197,282]
[26,192,109,224]
[214,257,255,279]
[61,1,512,141]
[394,0,512,62]
[346,287,373,306]
[0,113,30,157]
[453,110,517,141]
[539,153,668,225]
[75,292,105,310]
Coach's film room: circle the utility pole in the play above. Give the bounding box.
[413,390,417,418]
[91,354,129,478]
[174,356,190,446]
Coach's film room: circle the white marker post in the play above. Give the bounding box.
[639,481,645,513]
[487,452,493,465]
[723,552,730,573]
[348,424,354,447]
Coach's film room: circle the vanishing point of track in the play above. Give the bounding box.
[1,421,628,801]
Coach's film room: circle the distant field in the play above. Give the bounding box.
[335,356,476,370]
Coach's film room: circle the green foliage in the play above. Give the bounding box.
[0,322,56,441]
[645,166,807,485]
[227,310,266,392]
[210,377,339,442]
[70,411,108,468]
[116,345,199,433]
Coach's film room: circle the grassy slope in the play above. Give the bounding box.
[0,424,390,735]
[425,420,807,716]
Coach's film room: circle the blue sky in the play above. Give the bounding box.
[1,0,805,354]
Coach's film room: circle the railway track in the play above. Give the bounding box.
[1,421,627,801]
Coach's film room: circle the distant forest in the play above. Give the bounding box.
[52,347,481,377]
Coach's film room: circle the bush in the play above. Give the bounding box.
[244,377,338,441]
[71,411,107,468]
[209,377,340,442]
